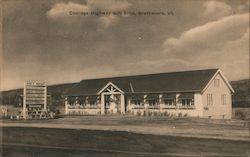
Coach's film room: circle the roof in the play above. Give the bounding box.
[64,69,221,96]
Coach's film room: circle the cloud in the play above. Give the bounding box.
[46,2,89,19]
[87,0,131,11]
[203,1,232,19]
[98,14,117,29]
[162,13,249,80]
[46,0,131,28]
[163,13,249,56]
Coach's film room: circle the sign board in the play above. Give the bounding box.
[23,80,47,118]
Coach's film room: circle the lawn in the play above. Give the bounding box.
[1,127,250,157]
[2,115,249,141]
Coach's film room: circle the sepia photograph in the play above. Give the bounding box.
[0,0,249,156]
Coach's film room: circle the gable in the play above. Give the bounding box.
[202,70,234,94]
[97,82,124,95]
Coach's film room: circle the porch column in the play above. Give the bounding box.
[159,94,163,112]
[23,83,27,119]
[101,93,105,114]
[176,94,180,109]
[44,83,47,110]
[144,95,147,108]
[120,94,125,114]
[65,97,68,114]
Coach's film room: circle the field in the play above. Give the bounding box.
[1,116,250,157]
[1,127,250,157]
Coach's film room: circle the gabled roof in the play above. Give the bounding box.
[64,69,229,96]
[64,69,221,96]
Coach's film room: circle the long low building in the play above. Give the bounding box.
[64,69,234,119]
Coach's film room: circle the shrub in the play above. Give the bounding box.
[137,111,141,116]
[153,111,158,116]
[235,111,247,120]
[148,111,152,116]
[163,111,169,117]
[178,113,183,117]
[170,113,175,117]
[157,111,161,116]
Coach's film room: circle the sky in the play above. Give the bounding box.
[1,0,249,90]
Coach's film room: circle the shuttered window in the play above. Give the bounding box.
[207,94,213,106]
[221,94,226,105]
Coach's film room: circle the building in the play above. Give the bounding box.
[64,69,234,119]
[22,80,48,119]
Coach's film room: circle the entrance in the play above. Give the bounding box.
[104,94,121,114]
[99,82,125,114]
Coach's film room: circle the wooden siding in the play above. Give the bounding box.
[202,72,232,119]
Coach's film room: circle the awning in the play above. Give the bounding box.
[67,96,77,101]
[178,93,194,99]
[128,94,144,100]
[78,96,87,101]
[161,94,176,99]
[146,94,159,100]
[88,95,99,101]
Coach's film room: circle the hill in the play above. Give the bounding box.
[0,83,77,107]
[230,79,249,108]
[0,79,249,107]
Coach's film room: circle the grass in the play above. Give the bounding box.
[1,127,250,157]
[2,115,249,141]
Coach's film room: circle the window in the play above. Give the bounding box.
[67,97,76,105]
[207,94,213,106]
[164,99,175,106]
[148,99,157,106]
[181,99,194,106]
[78,97,86,105]
[131,99,144,109]
[214,79,220,87]
[221,94,226,105]
[131,100,141,106]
